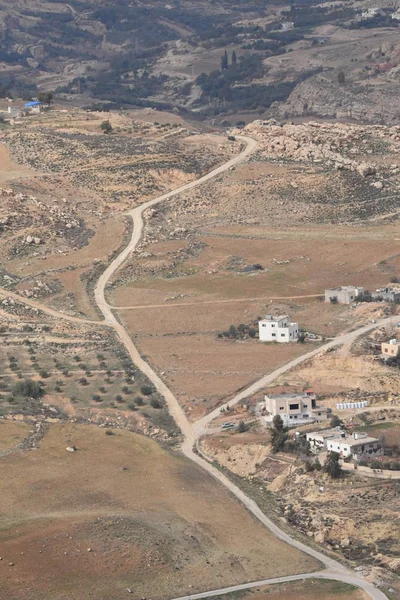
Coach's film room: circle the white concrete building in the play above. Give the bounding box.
[258,315,298,342]
[325,286,364,304]
[264,390,328,426]
[327,432,383,460]
[306,429,339,452]
[361,7,384,19]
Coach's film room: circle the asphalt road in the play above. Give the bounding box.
[92,136,389,600]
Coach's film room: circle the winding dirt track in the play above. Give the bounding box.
[93,137,389,600]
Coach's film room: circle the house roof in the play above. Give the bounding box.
[328,436,379,447]
[306,429,337,439]
[24,101,41,107]
[261,315,289,322]
[266,392,310,400]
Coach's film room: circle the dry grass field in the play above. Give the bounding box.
[0,423,318,600]
[218,579,366,600]
[120,308,312,418]
[0,420,30,452]
[110,219,400,417]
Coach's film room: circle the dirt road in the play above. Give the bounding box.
[111,294,322,311]
[92,136,389,600]
[170,571,388,600]
[0,287,102,326]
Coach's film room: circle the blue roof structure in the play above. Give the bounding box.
[24,101,41,107]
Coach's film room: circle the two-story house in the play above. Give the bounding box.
[258,315,298,343]
[264,390,328,426]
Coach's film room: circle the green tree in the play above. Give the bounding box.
[231,50,237,66]
[238,420,247,433]
[337,71,345,85]
[271,415,289,453]
[100,120,113,134]
[13,379,44,399]
[221,50,228,70]
[330,414,342,428]
[37,91,54,105]
[324,451,343,479]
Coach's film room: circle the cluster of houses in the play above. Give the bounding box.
[325,284,400,304]
[1,101,42,121]
[257,283,399,345]
[262,390,382,460]
[306,429,382,461]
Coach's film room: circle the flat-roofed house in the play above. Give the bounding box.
[325,286,364,304]
[258,315,298,343]
[264,390,328,426]
[326,432,383,460]
[306,429,339,452]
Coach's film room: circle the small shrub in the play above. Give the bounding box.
[115,394,124,403]
[79,377,88,386]
[238,420,247,433]
[92,394,102,402]
[134,396,144,406]
[99,387,106,394]
[128,403,137,411]
[141,385,154,396]
[150,398,162,409]
[14,379,43,399]
[105,429,114,436]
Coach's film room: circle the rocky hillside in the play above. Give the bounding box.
[2,0,400,123]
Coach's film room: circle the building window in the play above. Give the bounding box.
[262,324,266,327]
[289,403,299,410]
[281,333,285,337]
[303,414,309,418]
[272,333,276,337]
[303,404,308,409]
[271,324,275,327]
[279,407,284,411]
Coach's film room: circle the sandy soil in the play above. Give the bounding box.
[0,143,35,185]
[219,578,366,599]
[0,420,30,451]
[0,423,317,600]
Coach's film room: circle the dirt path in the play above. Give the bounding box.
[111,294,322,310]
[0,287,103,326]
[91,135,389,600]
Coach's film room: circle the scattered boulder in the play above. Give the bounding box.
[357,162,376,177]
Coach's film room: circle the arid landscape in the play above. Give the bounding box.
[1,4,400,596]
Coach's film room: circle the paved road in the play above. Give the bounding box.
[194,315,397,437]
[170,571,389,600]
[91,136,389,600]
